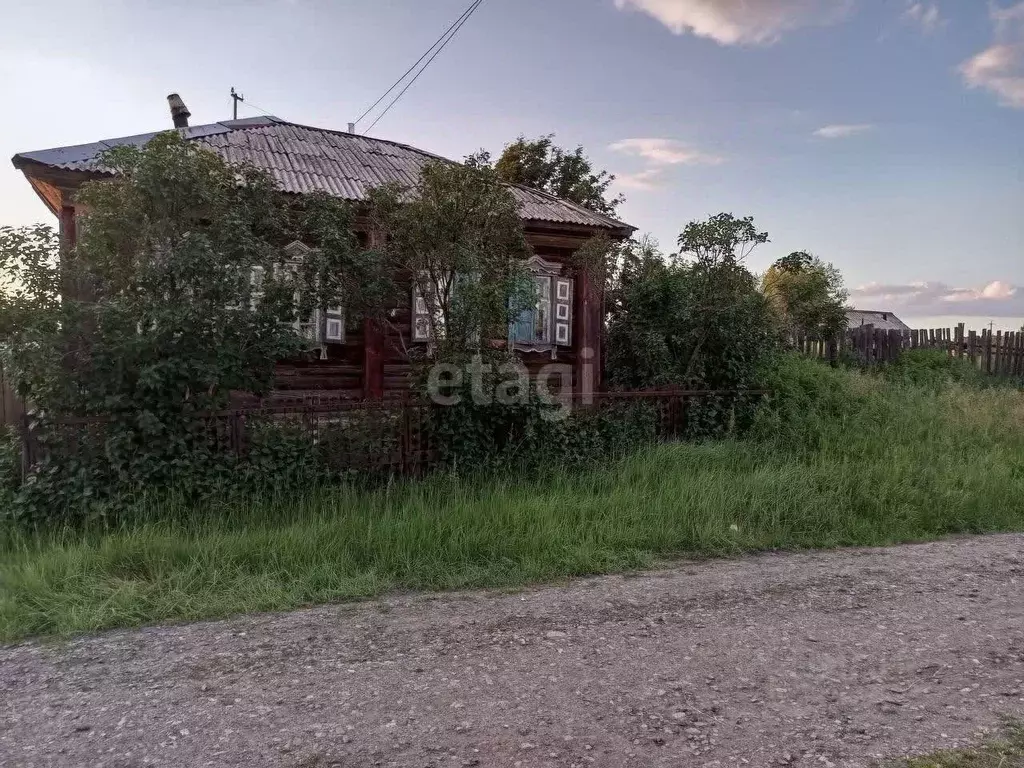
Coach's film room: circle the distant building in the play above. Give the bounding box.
[846,309,911,332]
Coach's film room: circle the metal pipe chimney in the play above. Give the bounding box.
[167,94,191,129]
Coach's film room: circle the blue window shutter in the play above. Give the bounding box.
[513,307,535,343]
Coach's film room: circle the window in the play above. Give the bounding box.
[411,271,452,342]
[411,262,573,348]
[283,241,345,345]
[512,257,573,349]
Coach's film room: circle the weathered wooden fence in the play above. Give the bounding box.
[18,389,770,483]
[1,363,26,428]
[796,324,1024,376]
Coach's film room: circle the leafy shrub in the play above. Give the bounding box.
[6,417,328,528]
[605,217,781,392]
[751,353,874,454]
[0,426,19,500]
[428,390,660,473]
[884,349,995,390]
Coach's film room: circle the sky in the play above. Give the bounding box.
[0,0,1021,329]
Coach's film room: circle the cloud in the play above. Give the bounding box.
[813,124,874,138]
[609,138,724,166]
[959,2,1024,109]
[614,168,666,190]
[612,0,853,46]
[851,280,1024,316]
[902,2,944,33]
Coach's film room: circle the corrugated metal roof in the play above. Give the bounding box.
[13,117,633,233]
[846,309,911,332]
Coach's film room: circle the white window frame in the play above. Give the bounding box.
[412,270,454,342]
[511,256,573,351]
[283,240,346,346]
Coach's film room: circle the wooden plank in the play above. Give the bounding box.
[363,318,385,400]
[575,269,600,398]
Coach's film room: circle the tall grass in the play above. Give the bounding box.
[2,355,1023,641]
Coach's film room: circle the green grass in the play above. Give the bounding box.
[888,721,1024,767]
[2,356,1023,641]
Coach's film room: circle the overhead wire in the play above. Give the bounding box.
[360,0,485,134]
[239,99,276,117]
[353,0,481,128]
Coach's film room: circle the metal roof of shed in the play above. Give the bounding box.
[846,309,911,332]
[12,117,633,234]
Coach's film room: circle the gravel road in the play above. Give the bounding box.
[3,535,1024,768]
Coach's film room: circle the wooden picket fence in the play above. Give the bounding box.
[796,323,1024,377]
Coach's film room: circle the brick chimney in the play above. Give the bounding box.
[167,94,191,129]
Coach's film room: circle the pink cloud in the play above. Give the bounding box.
[851,280,1023,316]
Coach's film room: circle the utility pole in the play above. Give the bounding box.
[230,87,244,120]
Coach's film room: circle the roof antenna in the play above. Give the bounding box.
[230,87,245,120]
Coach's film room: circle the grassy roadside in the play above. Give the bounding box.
[2,356,1023,641]
[887,721,1024,767]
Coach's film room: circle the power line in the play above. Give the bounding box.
[353,0,481,128]
[240,98,275,117]
[361,0,485,134]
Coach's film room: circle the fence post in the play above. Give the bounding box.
[400,402,412,476]
[19,413,31,484]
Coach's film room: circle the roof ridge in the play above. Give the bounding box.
[12,118,636,234]
[268,118,456,165]
[266,120,629,229]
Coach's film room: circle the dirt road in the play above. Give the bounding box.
[2,535,1023,768]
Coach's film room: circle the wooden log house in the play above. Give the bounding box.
[11,97,635,403]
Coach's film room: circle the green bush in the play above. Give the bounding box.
[6,417,329,528]
[884,349,997,390]
[427,386,661,474]
[605,217,782,392]
[753,353,871,453]
[0,426,19,500]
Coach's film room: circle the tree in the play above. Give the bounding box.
[0,132,367,421]
[606,215,778,391]
[473,135,624,217]
[0,132,375,521]
[762,251,848,340]
[367,160,533,362]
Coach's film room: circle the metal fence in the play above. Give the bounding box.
[18,389,769,482]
